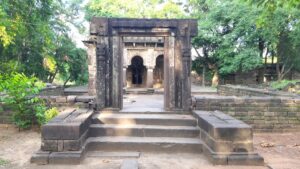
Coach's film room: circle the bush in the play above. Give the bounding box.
[0,73,48,129]
[45,107,59,123]
[270,80,299,90]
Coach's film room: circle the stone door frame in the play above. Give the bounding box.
[84,18,197,111]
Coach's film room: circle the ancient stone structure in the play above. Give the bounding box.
[218,84,300,97]
[84,18,197,111]
[193,95,300,131]
[123,37,164,88]
[31,18,265,166]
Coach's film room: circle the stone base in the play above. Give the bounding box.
[31,148,86,165]
[202,144,264,165]
[193,110,265,166]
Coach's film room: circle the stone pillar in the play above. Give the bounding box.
[86,43,97,96]
[164,34,176,110]
[123,67,127,87]
[111,35,123,109]
[181,26,192,111]
[95,44,106,109]
[146,67,154,88]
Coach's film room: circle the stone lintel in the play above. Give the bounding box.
[90,17,198,37]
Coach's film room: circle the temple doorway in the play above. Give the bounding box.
[153,55,164,88]
[126,56,147,88]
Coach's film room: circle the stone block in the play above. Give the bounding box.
[64,140,80,151]
[30,151,50,165]
[42,109,93,140]
[75,96,95,103]
[42,123,82,140]
[63,130,88,151]
[213,126,252,142]
[66,95,77,103]
[49,151,83,164]
[58,140,64,152]
[55,97,67,103]
[288,112,297,117]
[41,140,58,151]
[227,154,264,166]
[264,112,275,116]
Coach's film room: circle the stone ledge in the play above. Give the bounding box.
[42,109,93,140]
[31,108,94,165]
[193,110,264,166]
[218,85,299,97]
[202,144,264,165]
[31,147,86,165]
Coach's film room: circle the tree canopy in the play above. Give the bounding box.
[190,0,300,84]
[1,0,300,86]
[85,0,187,20]
[0,0,88,85]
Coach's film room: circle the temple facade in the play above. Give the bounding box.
[123,37,164,88]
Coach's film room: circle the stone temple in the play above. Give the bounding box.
[31,18,265,166]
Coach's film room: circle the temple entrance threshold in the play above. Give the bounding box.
[122,94,164,112]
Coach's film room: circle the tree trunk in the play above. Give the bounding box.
[202,66,206,87]
[63,76,71,87]
[212,69,219,87]
[276,62,282,81]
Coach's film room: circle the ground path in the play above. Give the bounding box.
[0,126,299,169]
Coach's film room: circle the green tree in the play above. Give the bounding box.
[190,0,263,86]
[245,0,300,80]
[0,0,88,85]
[85,0,186,20]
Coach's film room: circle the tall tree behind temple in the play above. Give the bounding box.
[245,0,300,80]
[189,0,263,86]
[190,0,300,84]
[85,0,187,20]
[0,0,88,85]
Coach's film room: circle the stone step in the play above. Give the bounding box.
[89,124,200,138]
[98,107,192,115]
[99,109,190,115]
[86,136,203,153]
[92,113,197,126]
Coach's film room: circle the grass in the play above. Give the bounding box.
[270,80,300,90]
[0,158,9,166]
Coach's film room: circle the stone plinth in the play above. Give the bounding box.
[193,110,264,165]
[31,108,94,164]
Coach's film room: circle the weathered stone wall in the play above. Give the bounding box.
[39,86,64,96]
[218,85,299,97]
[40,95,95,108]
[193,96,300,131]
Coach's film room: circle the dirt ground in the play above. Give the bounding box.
[0,125,299,169]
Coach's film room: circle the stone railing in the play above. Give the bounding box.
[218,85,299,97]
[192,95,300,131]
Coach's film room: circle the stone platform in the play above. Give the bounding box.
[31,104,264,166]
